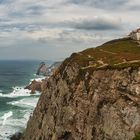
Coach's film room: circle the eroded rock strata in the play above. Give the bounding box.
[21,64,140,140]
[21,38,140,140]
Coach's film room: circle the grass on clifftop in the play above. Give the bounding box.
[133,133,140,140]
[68,37,140,70]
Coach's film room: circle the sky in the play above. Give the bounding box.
[0,0,140,60]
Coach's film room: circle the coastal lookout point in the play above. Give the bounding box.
[129,28,140,41]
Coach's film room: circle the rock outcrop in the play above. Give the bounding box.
[21,66,140,139]
[47,62,62,76]
[10,132,22,140]
[36,62,61,76]
[25,80,42,93]
[25,62,62,94]
[36,62,47,76]
[21,38,140,140]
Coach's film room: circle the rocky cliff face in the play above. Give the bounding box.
[21,57,140,140]
[21,38,140,140]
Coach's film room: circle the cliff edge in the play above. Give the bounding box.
[21,38,140,140]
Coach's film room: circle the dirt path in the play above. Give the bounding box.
[114,60,140,66]
[99,49,117,55]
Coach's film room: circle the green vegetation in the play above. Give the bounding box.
[68,37,140,70]
[132,133,140,140]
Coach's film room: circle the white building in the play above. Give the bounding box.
[129,28,140,41]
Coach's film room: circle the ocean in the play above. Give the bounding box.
[0,60,52,140]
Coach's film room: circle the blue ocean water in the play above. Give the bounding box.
[0,60,52,140]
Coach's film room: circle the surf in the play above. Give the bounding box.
[1,111,13,126]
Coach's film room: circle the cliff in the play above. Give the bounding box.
[21,38,140,140]
[36,62,47,76]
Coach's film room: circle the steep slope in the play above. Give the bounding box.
[21,38,140,140]
[68,38,140,70]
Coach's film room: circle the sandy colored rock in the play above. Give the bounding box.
[25,80,42,93]
[21,62,140,140]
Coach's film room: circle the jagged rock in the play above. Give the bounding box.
[36,62,62,76]
[21,63,140,140]
[25,62,61,94]
[21,38,140,140]
[36,62,47,76]
[25,80,42,93]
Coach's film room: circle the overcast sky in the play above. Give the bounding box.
[0,0,140,60]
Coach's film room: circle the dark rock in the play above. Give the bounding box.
[10,132,22,140]
[36,62,47,76]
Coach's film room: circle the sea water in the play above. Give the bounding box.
[0,60,52,140]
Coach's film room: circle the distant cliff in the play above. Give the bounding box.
[36,62,47,76]
[21,38,140,140]
[36,61,62,76]
[25,62,62,94]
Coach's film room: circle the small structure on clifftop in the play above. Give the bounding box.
[129,28,140,41]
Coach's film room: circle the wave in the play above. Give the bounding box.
[0,86,40,98]
[0,71,47,139]
[30,76,45,83]
[0,125,18,140]
[0,111,28,127]
[0,113,27,140]
[0,73,45,99]
[1,111,13,126]
[7,97,39,108]
[0,109,34,140]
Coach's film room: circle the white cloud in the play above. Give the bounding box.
[0,0,140,60]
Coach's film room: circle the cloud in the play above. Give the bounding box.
[124,0,140,11]
[0,0,139,60]
[61,16,122,30]
[26,29,97,43]
[66,0,129,10]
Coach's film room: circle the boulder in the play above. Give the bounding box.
[25,80,42,94]
[10,132,22,140]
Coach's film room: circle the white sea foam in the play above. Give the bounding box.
[0,120,25,140]
[0,74,45,139]
[0,86,40,98]
[30,77,45,83]
[0,125,18,140]
[1,111,13,126]
[0,110,34,140]
[0,74,44,99]
[7,97,39,108]
[1,116,27,127]
[0,110,31,127]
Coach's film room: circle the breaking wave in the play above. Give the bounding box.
[0,86,40,98]
[7,97,39,108]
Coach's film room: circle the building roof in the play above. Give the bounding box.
[131,28,140,33]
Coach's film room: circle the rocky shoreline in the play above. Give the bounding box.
[24,61,62,94]
[9,61,62,140]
